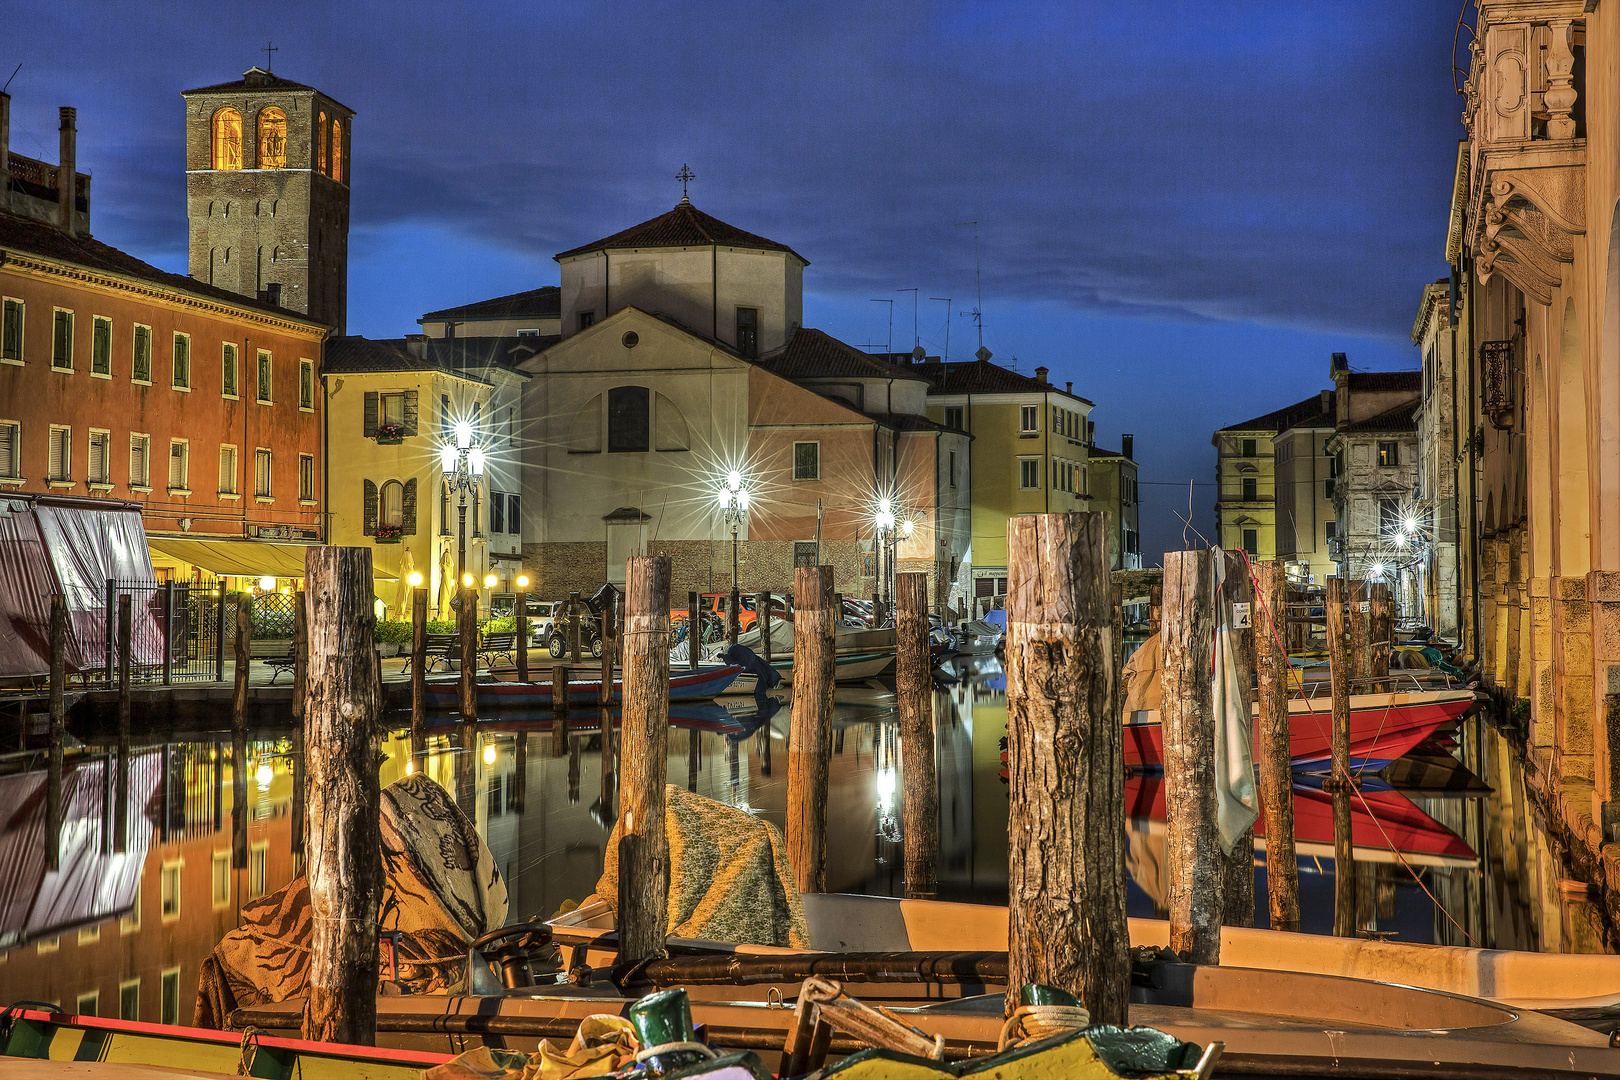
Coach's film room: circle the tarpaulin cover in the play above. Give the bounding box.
[147,537,400,583]
[0,749,162,947]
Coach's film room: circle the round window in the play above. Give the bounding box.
[622,331,640,349]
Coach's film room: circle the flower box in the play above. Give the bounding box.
[375,523,403,544]
[375,422,406,445]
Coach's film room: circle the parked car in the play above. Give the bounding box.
[669,592,787,634]
[541,602,603,659]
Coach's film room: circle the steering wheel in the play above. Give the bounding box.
[471,916,553,988]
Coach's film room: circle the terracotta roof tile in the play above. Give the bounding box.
[1341,400,1419,433]
[1219,392,1337,434]
[767,328,929,382]
[555,201,807,264]
[323,336,496,384]
[910,358,1087,400]
[1346,371,1421,393]
[421,286,560,322]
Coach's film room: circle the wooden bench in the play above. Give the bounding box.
[479,631,517,669]
[401,632,460,675]
[249,639,297,684]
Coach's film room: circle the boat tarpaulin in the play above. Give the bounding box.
[147,537,399,583]
[0,497,159,677]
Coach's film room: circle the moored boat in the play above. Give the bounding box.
[430,663,742,705]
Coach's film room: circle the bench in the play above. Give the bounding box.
[400,632,461,676]
[249,640,297,684]
[479,631,518,669]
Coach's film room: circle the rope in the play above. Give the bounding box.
[635,1041,717,1064]
[236,1026,263,1076]
[997,1003,1090,1051]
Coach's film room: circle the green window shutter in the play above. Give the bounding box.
[402,478,417,535]
[403,391,418,436]
[173,335,189,387]
[93,319,110,374]
[363,480,378,536]
[363,392,378,437]
[53,311,71,369]
[134,328,150,381]
[2,300,20,361]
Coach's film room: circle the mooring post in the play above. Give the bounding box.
[410,587,428,768]
[115,594,131,855]
[687,590,700,671]
[787,565,836,893]
[553,661,571,722]
[516,588,530,684]
[569,591,582,664]
[617,555,673,964]
[513,732,527,813]
[600,591,617,793]
[1326,576,1357,937]
[47,594,65,873]
[293,591,309,857]
[1370,580,1392,693]
[728,584,741,646]
[688,726,701,791]
[300,547,382,1045]
[1254,560,1299,932]
[458,588,477,721]
[233,593,250,869]
[1161,549,1221,964]
[896,571,938,900]
[1005,514,1128,1023]
[871,590,881,629]
[759,591,773,663]
[1217,551,1256,928]
[1348,578,1372,689]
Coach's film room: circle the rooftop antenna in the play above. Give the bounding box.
[930,298,952,362]
[2,64,21,95]
[898,288,919,352]
[955,221,985,354]
[869,298,894,356]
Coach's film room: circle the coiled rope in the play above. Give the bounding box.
[997,1002,1090,1050]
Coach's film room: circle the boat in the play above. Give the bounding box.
[1124,687,1480,770]
[949,619,1005,654]
[422,699,778,739]
[429,663,743,705]
[710,650,898,696]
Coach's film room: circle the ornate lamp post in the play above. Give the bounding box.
[717,469,752,644]
[439,420,486,615]
[872,497,922,625]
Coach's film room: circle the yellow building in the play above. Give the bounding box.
[1213,394,1336,561]
[915,357,1092,616]
[322,336,518,620]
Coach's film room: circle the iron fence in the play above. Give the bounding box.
[97,578,226,685]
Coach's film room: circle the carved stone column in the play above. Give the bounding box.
[1480,538,1500,683]
[1544,20,1578,141]
[1552,575,1594,787]
[1516,536,1535,703]
[1586,571,1620,837]
[1495,539,1514,688]
[1505,530,1524,698]
[1529,574,1555,781]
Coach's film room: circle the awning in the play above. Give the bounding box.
[147,538,399,582]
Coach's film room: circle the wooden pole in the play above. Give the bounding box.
[301,547,383,1046]
[1218,551,1255,929]
[617,555,672,963]
[458,589,477,720]
[551,666,569,758]
[1005,514,1128,1024]
[728,584,741,646]
[232,593,251,869]
[1370,581,1392,693]
[292,590,308,858]
[600,590,617,796]
[1253,560,1299,932]
[758,590,773,663]
[895,572,937,900]
[687,590,700,671]
[1348,579,1372,689]
[787,565,836,893]
[1161,549,1221,965]
[115,595,131,855]
[47,594,65,873]
[569,591,582,664]
[516,590,530,684]
[1326,576,1358,938]
[688,726,701,792]
[410,588,427,767]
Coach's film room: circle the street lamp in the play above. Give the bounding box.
[871,496,923,623]
[440,419,486,614]
[717,468,752,644]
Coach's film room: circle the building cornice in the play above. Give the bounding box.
[1411,282,1451,344]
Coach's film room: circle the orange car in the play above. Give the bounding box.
[668,593,789,633]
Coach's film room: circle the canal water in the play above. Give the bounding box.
[0,662,1608,1026]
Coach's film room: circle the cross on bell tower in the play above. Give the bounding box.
[676,164,695,204]
[262,40,278,72]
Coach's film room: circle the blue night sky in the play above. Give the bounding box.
[8,1,1464,561]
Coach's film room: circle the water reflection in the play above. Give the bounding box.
[0,672,1610,1025]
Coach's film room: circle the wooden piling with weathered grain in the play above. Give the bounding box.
[759,590,773,663]
[1253,560,1299,932]
[47,594,65,873]
[1370,580,1392,692]
[787,565,836,893]
[232,593,250,869]
[516,589,530,684]
[1219,551,1255,928]
[569,591,582,663]
[458,589,478,720]
[1161,549,1221,964]
[410,588,427,765]
[616,555,672,963]
[895,571,937,901]
[1326,576,1357,938]
[1005,514,1128,1024]
[687,590,700,671]
[301,547,383,1045]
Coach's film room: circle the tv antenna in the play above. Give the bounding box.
[930,298,952,362]
[869,298,894,356]
[955,221,984,353]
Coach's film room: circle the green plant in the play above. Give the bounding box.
[1509,697,1532,729]
[482,616,515,633]
[426,619,457,635]
[375,619,413,645]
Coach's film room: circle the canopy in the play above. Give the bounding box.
[147,538,398,582]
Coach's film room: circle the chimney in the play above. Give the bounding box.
[1035,366,1048,384]
[0,93,10,215]
[1330,353,1350,429]
[1065,380,1072,394]
[1320,389,1332,415]
[1122,433,1134,461]
[57,107,76,237]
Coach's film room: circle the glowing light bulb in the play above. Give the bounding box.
[484,574,497,588]
[405,758,415,776]
[259,576,275,592]
[462,573,473,587]
[878,498,892,515]
[1370,562,1386,578]
[1403,516,1417,534]
[737,490,750,511]
[902,518,915,537]
[516,575,530,588]
[255,762,273,787]
[455,420,473,451]
[439,444,458,474]
[1393,534,1407,549]
[468,447,486,476]
[408,571,423,587]
[727,469,742,492]
[483,743,497,765]
[716,488,731,509]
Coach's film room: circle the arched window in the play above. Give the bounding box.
[330,118,343,182]
[607,386,650,453]
[318,111,328,175]
[211,108,242,170]
[382,480,404,528]
[257,108,286,169]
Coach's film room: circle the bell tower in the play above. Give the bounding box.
[182,65,352,334]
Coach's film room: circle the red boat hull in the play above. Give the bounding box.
[1124,691,1476,770]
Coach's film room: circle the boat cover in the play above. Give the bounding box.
[595,785,809,948]
[193,774,508,1027]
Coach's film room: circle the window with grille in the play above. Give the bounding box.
[793,441,819,480]
[218,445,237,494]
[48,425,71,481]
[132,326,151,382]
[52,310,73,370]
[88,430,110,484]
[299,454,314,502]
[255,449,272,497]
[0,421,18,479]
[168,440,188,490]
[129,434,150,488]
[172,333,190,389]
[1,298,22,362]
[222,343,238,397]
[256,350,272,403]
[92,316,110,375]
[299,359,313,410]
